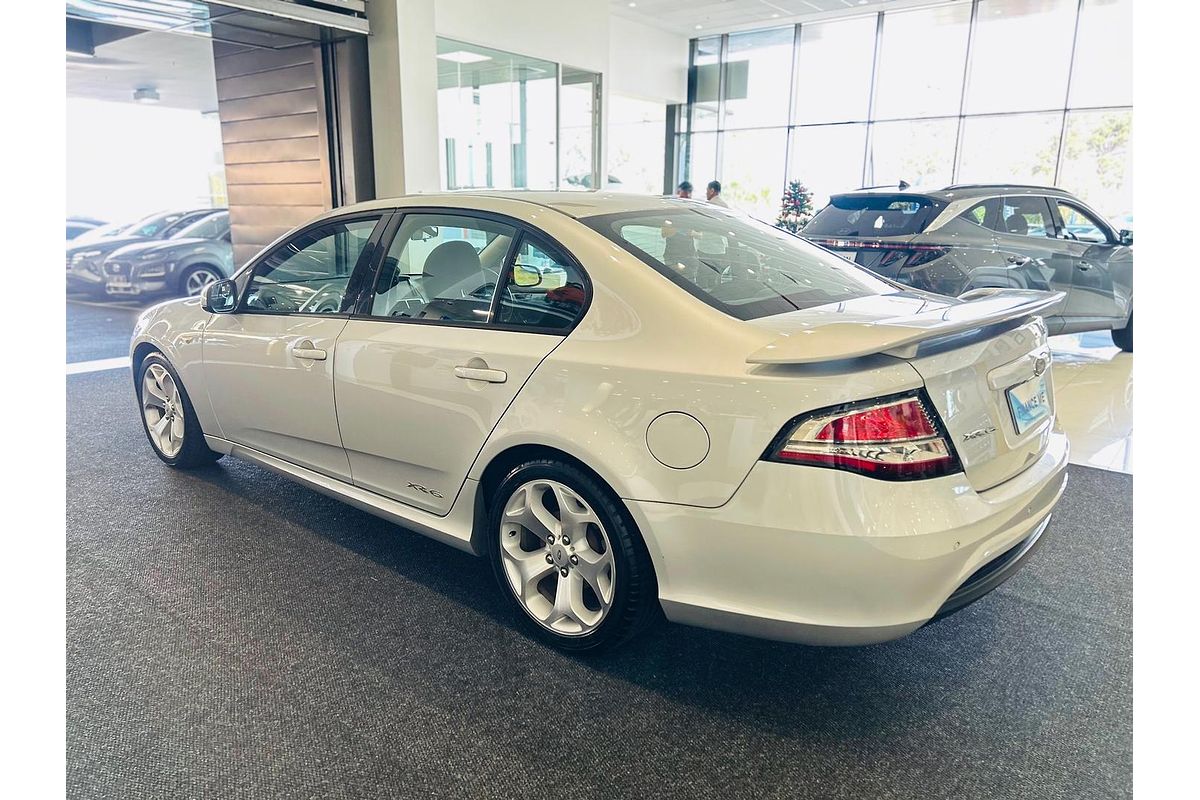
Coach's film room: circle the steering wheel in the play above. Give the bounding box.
[298,282,345,314]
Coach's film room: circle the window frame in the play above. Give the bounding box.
[231,211,390,319]
[351,207,593,337]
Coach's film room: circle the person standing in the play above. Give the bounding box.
[676,181,693,199]
[706,180,728,207]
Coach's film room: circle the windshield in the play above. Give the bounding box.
[171,212,228,240]
[584,206,895,320]
[804,194,942,238]
[73,221,130,244]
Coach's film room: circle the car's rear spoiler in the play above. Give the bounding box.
[745,289,1065,365]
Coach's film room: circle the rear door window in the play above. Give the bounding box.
[368,213,516,324]
[999,196,1055,238]
[804,194,942,238]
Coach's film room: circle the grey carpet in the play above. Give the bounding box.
[66,368,1131,799]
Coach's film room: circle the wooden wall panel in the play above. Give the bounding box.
[213,42,332,267]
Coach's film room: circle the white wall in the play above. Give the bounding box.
[433,0,610,74]
[608,15,688,104]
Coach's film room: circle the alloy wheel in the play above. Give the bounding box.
[141,363,184,458]
[499,479,616,636]
[184,268,219,297]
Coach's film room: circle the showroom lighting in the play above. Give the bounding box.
[133,87,160,104]
[437,50,491,64]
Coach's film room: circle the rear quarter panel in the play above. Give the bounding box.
[470,220,923,508]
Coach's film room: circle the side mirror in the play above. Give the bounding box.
[202,279,237,313]
[511,263,543,288]
[1119,229,1133,246]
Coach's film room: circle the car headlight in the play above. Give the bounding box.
[72,249,102,264]
[138,263,170,278]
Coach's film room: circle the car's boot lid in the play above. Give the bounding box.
[745,288,1064,365]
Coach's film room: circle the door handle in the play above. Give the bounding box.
[1006,255,1031,266]
[454,365,507,383]
[291,339,327,361]
[1077,261,1093,271]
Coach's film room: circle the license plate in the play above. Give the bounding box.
[1006,374,1050,435]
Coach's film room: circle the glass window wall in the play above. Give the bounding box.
[677,0,1133,219]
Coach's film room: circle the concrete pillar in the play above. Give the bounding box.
[366,0,441,197]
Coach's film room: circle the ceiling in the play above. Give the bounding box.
[610,0,959,36]
[67,26,219,112]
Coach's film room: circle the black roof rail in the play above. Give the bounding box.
[856,180,911,191]
[942,183,1065,192]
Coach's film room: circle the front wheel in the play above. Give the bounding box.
[487,460,660,653]
[136,353,222,468]
[1112,313,1132,352]
[179,265,222,298]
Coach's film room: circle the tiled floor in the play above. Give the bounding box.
[1049,331,1133,474]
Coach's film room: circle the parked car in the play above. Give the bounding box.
[66,208,224,295]
[66,215,106,240]
[103,211,232,298]
[802,184,1134,351]
[130,193,1068,653]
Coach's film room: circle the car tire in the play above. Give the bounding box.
[487,459,660,653]
[136,352,223,468]
[1112,313,1133,352]
[178,264,222,298]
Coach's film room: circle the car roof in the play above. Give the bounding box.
[333,191,708,220]
[834,184,1081,202]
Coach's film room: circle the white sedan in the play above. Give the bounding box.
[130,192,1069,652]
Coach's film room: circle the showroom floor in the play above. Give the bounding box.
[65,300,1132,799]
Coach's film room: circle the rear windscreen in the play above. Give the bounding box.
[804,195,942,238]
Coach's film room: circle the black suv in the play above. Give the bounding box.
[802,184,1134,351]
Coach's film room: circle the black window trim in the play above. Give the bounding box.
[230,210,392,319]
[348,206,594,337]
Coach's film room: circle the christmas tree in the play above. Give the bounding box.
[775,180,815,234]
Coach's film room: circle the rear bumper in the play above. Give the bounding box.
[627,429,1069,646]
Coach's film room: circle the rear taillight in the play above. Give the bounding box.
[764,392,961,480]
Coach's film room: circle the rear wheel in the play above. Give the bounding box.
[1112,313,1132,352]
[487,459,660,652]
[136,353,222,468]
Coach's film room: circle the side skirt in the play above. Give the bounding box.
[204,435,481,555]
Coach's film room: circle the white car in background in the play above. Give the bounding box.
[129,192,1069,652]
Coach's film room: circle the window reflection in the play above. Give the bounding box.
[437,38,557,190]
[873,4,972,120]
[1056,110,1132,222]
[608,95,667,194]
[866,119,958,190]
[957,112,1064,185]
[966,0,1077,114]
[794,16,876,124]
[722,27,795,130]
[788,124,868,210]
[1069,0,1133,108]
[689,37,722,133]
[721,128,788,221]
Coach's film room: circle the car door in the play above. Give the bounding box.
[333,210,590,515]
[202,213,387,480]
[991,195,1073,334]
[1049,199,1128,327]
